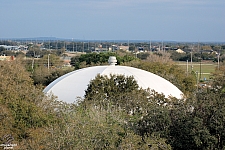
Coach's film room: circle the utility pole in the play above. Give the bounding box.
[72,38,74,52]
[150,40,152,51]
[218,46,220,69]
[199,43,202,81]
[187,60,189,76]
[49,40,50,50]
[48,54,50,70]
[83,42,84,53]
[64,41,67,51]
[76,42,77,53]
[191,45,193,70]
[31,58,34,73]
[56,40,58,51]
[198,41,200,52]
[199,58,202,81]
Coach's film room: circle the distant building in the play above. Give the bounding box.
[176,49,185,53]
[0,55,15,61]
[0,45,19,50]
[0,45,28,51]
[60,56,72,67]
[118,46,129,51]
[94,47,108,52]
[138,47,144,51]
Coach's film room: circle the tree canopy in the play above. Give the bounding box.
[70,52,137,69]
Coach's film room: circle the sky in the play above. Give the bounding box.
[0,0,224,42]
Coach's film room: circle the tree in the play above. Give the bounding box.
[146,51,173,63]
[84,74,140,111]
[0,46,6,53]
[0,60,56,141]
[70,52,137,69]
[137,52,150,60]
[83,74,172,149]
[211,62,225,94]
[41,54,64,68]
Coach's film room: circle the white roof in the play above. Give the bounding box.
[44,64,183,103]
[176,48,185,53]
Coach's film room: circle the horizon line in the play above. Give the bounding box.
[0,37,224,43]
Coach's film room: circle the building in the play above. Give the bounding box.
[44,56,183,103]
[0,45,19,50]
[0,55,15,61]
[118,46,129,51]
[176,48,185,53]
[0,45,28,51]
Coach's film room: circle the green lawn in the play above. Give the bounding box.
[176,61,218,80]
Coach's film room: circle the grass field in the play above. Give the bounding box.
[176,61,218,80]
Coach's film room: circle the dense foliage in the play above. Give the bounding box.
[23,54,73,86]
[83,73,225,150]
[0,60,57,143]
[169,50,217,62]
[70,51,137,69]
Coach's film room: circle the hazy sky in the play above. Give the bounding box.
[1,0,224,42]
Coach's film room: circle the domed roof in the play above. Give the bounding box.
[44,57,183,103]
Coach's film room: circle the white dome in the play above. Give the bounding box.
[44,63,183,103]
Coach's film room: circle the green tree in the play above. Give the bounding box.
[70,52,137,69]
[41,54,64,68]
[0,46,6,53]
[211,62,225,94]
[84,74,140,110]
[83,74,172,149]
[0,60,56,142]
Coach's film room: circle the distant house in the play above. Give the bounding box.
[94,47,108,52]
[0,45,19,50]
[138,47,144,51]
[176,49,185,53]
[0,55,15,61]
[118,46,129,51]
[60,56,72,67]
[0,45,28,51]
